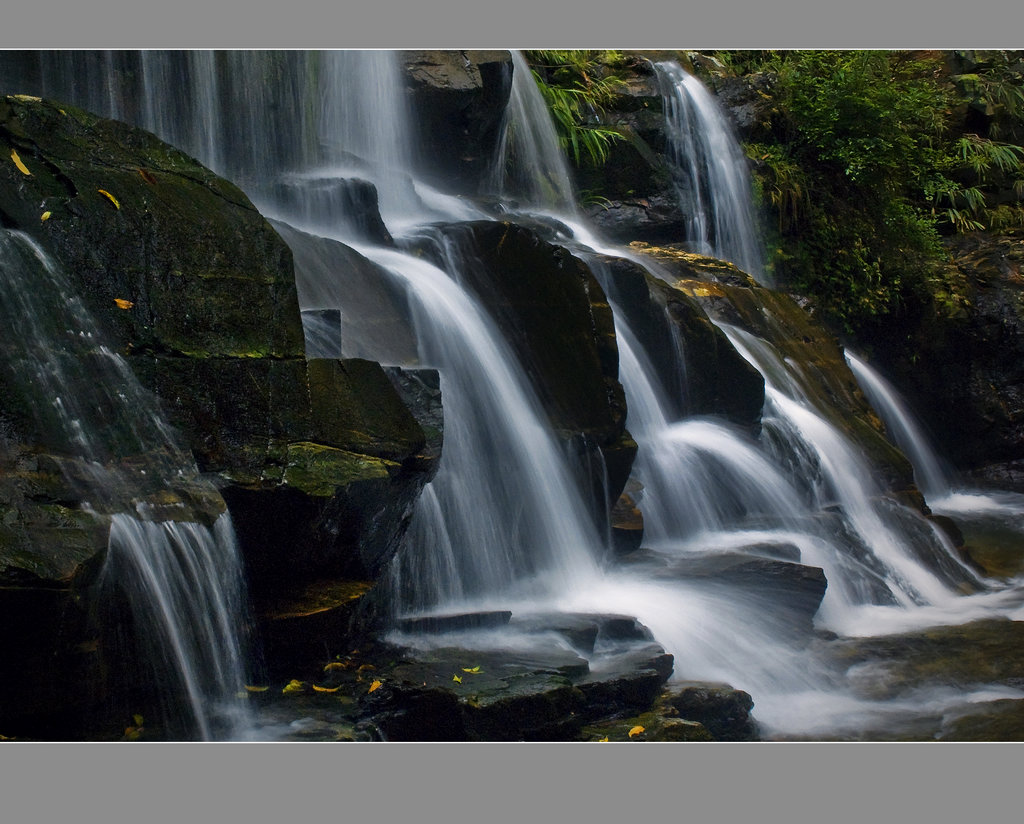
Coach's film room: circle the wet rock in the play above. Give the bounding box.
[663,681,757,740]
[594,251,764,429]
[402,50,513,194]
[408,220,638,508]
[937,698,1024,741]
[574,643,675,720]
[508,611,655,653]
[610,488,645,555]
[395,611,513,634]
[826,618,1024,700]
[626,549,827,633]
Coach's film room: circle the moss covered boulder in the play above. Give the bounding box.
[594,251,765,430]
[627,242,921,502]
[0,95,442,735]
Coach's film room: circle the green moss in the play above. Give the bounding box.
[283,442,395,498]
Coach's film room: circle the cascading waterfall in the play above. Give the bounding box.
[653,61,765,283]
[0,229,253,740]
[10,49,1024,739]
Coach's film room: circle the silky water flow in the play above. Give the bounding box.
[11,50,1024,739]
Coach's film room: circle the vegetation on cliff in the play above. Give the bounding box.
[708,50,1024,333]
[524,50,627,167]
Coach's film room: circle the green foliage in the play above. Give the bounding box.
[728,50,1024,332]
[524,50,626,167]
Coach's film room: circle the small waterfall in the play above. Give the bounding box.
[488,51,578,215]
[654,61,765,283]
[0,229,253,739]
[358,240,602,611]
[723,326,979,614]
[844,351,955,500]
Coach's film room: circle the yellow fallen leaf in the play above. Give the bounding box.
[628,725,645,738]
[282,679,305,694]
[133,714,144,727]
[97,189,120,209]
[114,298,134,310]
[598,736,609,742]
[13,94,42,103]
[357,664,376,672]
[138,168,157,185]
[10,149,31,176]
[40,211,51,222]
[452,674,462,683]
[323,661,348,672]
[312,684,341,693]
[461,666,481,673]
[368,679,382,693]
[244,685,269,693]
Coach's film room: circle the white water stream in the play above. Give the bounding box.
[9,50,1024,739]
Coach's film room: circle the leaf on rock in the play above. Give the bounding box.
[312,684,341,693]
[598,736,609,742]
[282,679,306,695]
[368,679,382,693]
[244,685,269,693]
[40,211,51,222]
[133,714,144,727]
[114,298,134,310]
[97,189,120,209]
[10,149,31,176]
[461,666,481,673]
[323,661,349,672]
[452,674,462,683]
[628,725,645,738]
[138,168,157,185]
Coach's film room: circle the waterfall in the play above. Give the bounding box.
[653,61,765,283]
[0,229,254,739]
[488,50,578,215]
[9,49,1024,740]
[845,351,956,500]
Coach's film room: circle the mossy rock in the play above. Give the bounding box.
[0,95,304,360]
[595,251,764,429]
[627,242,920,499]
[827,618,1024,701]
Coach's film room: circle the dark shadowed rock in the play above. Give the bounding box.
[402,51,513,194]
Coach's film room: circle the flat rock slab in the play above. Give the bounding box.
[824,617,1024,701]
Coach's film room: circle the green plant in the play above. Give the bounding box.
[726,50,1024,332]
[525,50,626,167]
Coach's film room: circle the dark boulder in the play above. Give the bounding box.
[402,50,513,194]
[0,95,439,731]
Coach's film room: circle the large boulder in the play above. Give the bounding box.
[626,242,921,503]
[0,95,439,732]
[593,251,765,429]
